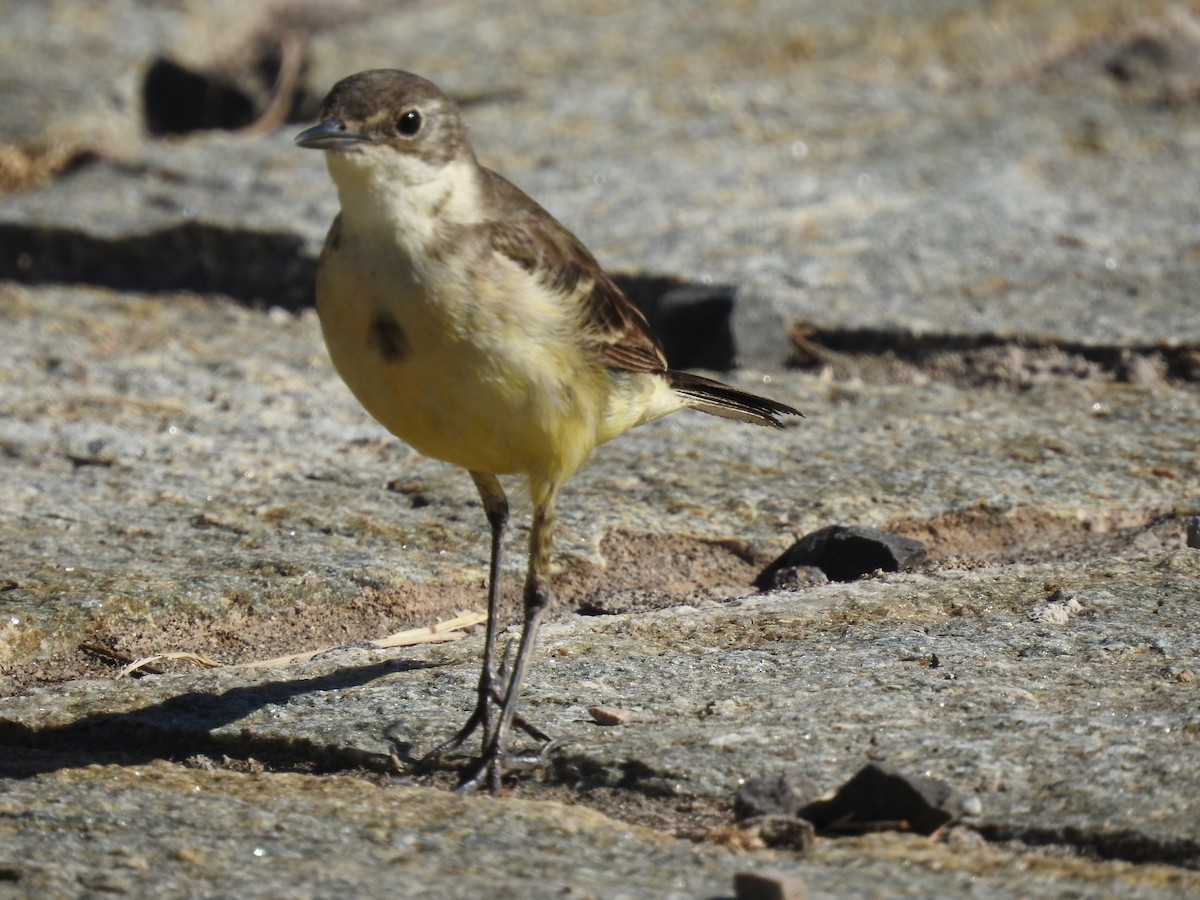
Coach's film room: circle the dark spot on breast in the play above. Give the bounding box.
[369,313,408,362]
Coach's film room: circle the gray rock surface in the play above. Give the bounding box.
[2,549,1199,895]
[2,0,1199,897]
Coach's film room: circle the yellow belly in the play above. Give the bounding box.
[315,226,608,492]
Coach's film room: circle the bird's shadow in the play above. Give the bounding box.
[0,658,442,779]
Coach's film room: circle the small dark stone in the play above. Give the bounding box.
[1105,36,1170,84]
[799,762,965,836]
[734,772,822,821]
[756,525,927,587]
[734,867,808,900]
[1186,515,1200,550]
[143,58,258,135]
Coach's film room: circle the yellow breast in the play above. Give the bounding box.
[315,215,609,493]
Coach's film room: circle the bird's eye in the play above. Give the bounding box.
[396,110,422,136]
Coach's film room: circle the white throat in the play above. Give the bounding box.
[325,146,483,255]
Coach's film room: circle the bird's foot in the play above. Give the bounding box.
[416,684,553,772]
[453,735,575,794]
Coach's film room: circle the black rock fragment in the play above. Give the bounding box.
[756,525,927,587]
[734,867,808,900]
[799,762,964,836]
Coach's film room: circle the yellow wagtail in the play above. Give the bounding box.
[295,70,801,792]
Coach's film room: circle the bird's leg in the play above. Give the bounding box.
[458,493,556,793]
[472,471,509,750]
[418,473,553,771]
[418,472,507,764]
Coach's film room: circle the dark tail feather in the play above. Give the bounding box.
[668,370,802,428]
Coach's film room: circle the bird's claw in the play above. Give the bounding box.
[453,734,575,793]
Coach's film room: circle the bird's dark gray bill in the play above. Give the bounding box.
[294,120,370,150]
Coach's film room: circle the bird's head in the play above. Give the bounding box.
[295,69,474,189]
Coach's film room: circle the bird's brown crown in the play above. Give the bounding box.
[316,69,472,166]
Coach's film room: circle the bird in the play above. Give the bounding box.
[295,69,801,792]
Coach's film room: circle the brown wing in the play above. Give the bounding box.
[482,169,668,374]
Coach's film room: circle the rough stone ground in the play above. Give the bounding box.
[1,0,1199,897]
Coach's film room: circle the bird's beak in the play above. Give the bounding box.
[294,119,371,150]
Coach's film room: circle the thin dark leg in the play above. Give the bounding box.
[471,471,508,750]
[418,471,507,764]
[458,494,555,792]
